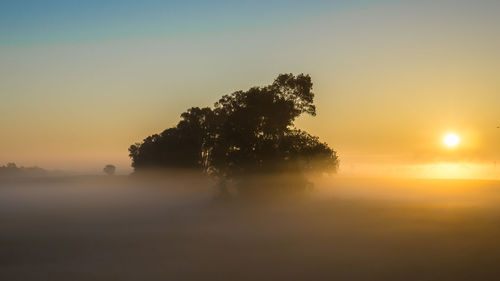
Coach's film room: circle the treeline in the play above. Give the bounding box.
[0,163,47,177]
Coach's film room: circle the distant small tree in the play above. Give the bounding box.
[103,164,116,175]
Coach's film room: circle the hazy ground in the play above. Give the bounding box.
[1,175,500,281]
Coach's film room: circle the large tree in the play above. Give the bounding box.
[129,74,338,191]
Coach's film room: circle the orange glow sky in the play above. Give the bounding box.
[1,0,499,178]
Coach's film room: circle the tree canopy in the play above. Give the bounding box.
[129,73,338,183]
[103,164,116,175]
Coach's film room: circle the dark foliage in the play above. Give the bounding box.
[103,164,116,175]
[129,74,338,193]
[0,163,47,177]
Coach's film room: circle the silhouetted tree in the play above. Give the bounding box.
[103,164,116,175]
[129,107,216,171]
[129,74,338,195]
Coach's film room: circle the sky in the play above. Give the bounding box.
[1,0,499,178]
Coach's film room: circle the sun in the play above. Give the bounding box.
[443,133,460,147]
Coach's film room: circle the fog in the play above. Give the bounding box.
[2,174,500,280]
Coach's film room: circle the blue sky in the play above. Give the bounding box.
[0,0,380,46]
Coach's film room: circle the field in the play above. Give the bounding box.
[2,175,500,280]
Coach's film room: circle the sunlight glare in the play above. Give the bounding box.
[443,133,460,147]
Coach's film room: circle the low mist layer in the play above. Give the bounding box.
[2,175,500,281]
